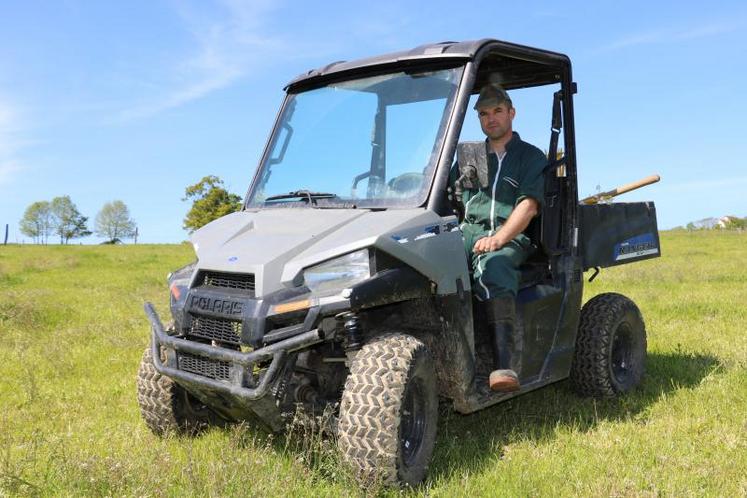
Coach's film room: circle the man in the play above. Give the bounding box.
[454,84,546,392]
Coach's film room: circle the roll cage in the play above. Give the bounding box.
[248,38,579,271]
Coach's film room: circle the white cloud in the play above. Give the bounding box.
[118,0,287,120]
[597,20,744,53]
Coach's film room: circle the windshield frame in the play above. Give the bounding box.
[243,61,467,211]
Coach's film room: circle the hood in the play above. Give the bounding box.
[190,208,421,295]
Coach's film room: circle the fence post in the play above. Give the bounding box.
[3,224,7,245]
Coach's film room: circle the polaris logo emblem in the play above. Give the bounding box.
[190,296,243,315]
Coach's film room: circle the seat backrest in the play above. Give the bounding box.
[523,161,562,260]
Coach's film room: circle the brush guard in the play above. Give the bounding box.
[144,302,325,401]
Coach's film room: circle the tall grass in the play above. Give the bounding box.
[0,232,745,496]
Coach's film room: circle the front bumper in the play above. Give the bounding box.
[145,302,325,402]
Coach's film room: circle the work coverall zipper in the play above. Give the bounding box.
[489,151,507,235]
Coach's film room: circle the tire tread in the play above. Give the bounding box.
[338,333,436,486]
[136,347,216,435]
[570,292,646,397]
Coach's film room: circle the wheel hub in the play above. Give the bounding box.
[400,377,427,466]
[611,322,633,384]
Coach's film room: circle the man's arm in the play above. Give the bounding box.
[473,197,539,254]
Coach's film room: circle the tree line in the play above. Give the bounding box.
[19,197,137,244]
[17,176,240,245]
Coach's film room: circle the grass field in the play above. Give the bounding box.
[0,231,745,497]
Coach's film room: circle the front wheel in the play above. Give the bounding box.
[136,346,223,435]
[571,293,647,397]
[337,333,438,487]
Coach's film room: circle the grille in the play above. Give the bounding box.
[200,271,255,293]
[178,352,230,381]
[189,316,241,345]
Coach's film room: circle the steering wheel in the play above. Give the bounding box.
[388,172,424,194]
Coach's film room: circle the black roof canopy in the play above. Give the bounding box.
[285,39,571,93]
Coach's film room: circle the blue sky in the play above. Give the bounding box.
[1,0,746,243]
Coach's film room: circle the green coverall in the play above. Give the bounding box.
[456,132,546,300]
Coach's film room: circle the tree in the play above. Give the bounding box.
[95,200,137,242]
[51,196,91,244]
[183,175,242,233]
[19,201,53,244]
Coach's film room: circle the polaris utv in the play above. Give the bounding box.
[137,39,660,486]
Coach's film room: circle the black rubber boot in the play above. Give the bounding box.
[484,296,520,392]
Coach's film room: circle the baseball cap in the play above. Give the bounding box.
[474,84,512,110]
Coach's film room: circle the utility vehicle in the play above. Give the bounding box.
[137,39,660,486]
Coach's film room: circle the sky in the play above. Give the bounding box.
[1,0,746,243]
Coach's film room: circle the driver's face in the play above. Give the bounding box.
[478,103,515,142]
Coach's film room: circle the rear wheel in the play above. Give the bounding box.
[337,333,438,487]
[571,293,647,397]
[136,346,222,435]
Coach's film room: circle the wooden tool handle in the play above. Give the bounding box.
[580,174,661,205]
[613,174,661,196]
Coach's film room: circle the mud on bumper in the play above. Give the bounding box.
[146,266,432,406]
[144,302,326,402]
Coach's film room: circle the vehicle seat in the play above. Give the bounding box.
[518,166,559,289]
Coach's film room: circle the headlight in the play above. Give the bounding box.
[303,249,370,297]
[168,262,196,303]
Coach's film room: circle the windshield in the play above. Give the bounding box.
[246,66,463,209]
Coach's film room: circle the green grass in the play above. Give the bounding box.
[0,232,745,497]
